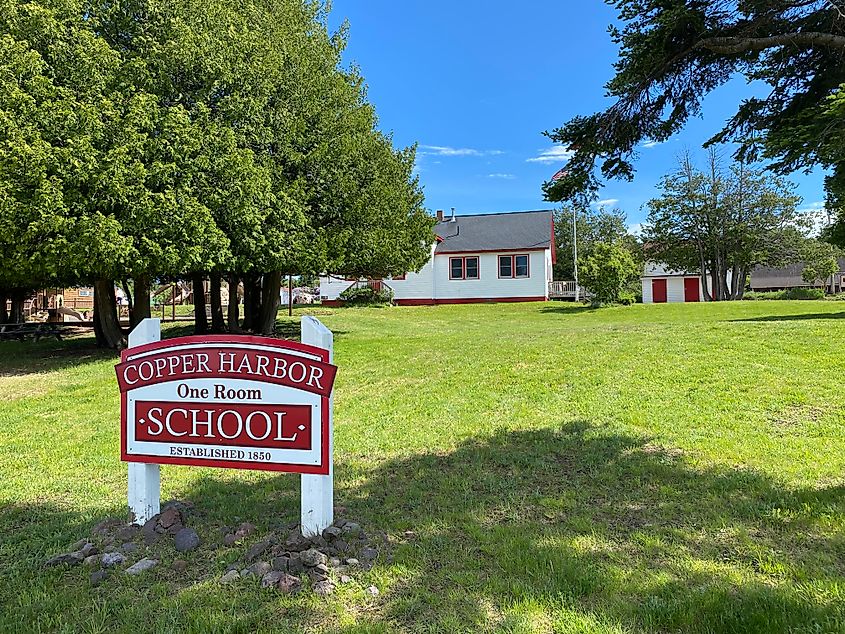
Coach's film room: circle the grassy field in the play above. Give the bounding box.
[2,301,845,633]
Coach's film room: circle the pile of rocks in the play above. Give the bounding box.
[44,502,383,597]
[44,500,200,586]
[218,519,381,596]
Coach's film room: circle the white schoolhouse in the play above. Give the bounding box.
[320,209,556,306]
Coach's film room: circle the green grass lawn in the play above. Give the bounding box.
[2,301,845,633]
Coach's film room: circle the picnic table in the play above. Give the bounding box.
[0,322,68,342]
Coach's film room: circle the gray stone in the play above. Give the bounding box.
[360,547,378,561]
[81,543,98,557]
[220,569,240,584]
[342,522,361,536]
[125,558,158,575]
[45,551,84,567]
[285,531,310,551]
[71,539,88,551]
[115,525,140,541]
[235,522,255,539]
[83,555,100,567]
[174,528,200,552]
[339,574,353,584]
[276,573,302,594]
[101,552,126,568]
[287,556,305,574]
[244,539,271,562]
[365,585,380,597]
[90,570,109,586]
[309,564,330,582]
[300,548,327,568]
[345,558,359,566]
[121,542,138,553]
[334,518,348,528]
[248,561,272,577]
[261,571,284,588]
[329,558,341,567]
[271,556,289,572]
[223,533,237,546]
[240,568,254,579]
[333,539,349,552]
[312,580,335,596]
[157,506,183,530]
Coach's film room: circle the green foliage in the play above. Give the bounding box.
[799,239,840,288]
[579,242,641,305]
[743,290,789,301]
[543,1,845,208]
[0,0,433,314]
[785,287,826,301]
[337,285,394,306]
[644,150,801,301]
[554,206,640,281]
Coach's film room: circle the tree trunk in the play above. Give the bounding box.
[256,271,282,335]
[130,275,151,329]
[241,274,262,332]
[9,290,26,323]
[209,271,226,333]
[93,279,125,349]
[0,291,8,324]
[192,273,208,335]
[227,274,242,333]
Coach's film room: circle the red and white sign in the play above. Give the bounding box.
[116,335,337,474]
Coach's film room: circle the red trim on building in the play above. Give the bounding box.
[396,296,546,306]
[436,247,547,256]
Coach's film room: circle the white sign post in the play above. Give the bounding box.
[121,316,335,534]
[127,318,162,524]
[300,316,334,536]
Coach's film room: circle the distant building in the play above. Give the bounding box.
[320,209,556,306]
[750,258,845,293]
[641,262,734,303]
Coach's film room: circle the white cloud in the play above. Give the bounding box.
[526,146,575,164]
[420,145,503,157]
[486,173,516,180]
[628,223,645,237]
[642,140,663,149]
[592,198,620,208]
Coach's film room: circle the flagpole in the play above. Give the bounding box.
[573,206,579,302]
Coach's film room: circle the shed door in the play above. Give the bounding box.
[684,278,700,303]
[652,279,668,303]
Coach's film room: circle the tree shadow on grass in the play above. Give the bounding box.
[335,425,845,633]
[0,334,116,377]
[168,424,845,632]
[538,304,599,316]
[6,425,844,633]
[732,311,845,322]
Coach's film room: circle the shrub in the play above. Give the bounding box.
[785,287,825,300]
[338,285,394,306]
[743,290,787,300]
[580,242,641,305]
[743,288,825,300]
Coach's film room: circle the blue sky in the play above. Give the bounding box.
[329,0,827,230]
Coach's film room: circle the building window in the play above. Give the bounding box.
[499,254,530,279]
[78,289,92,297]
[450,256,480,280]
